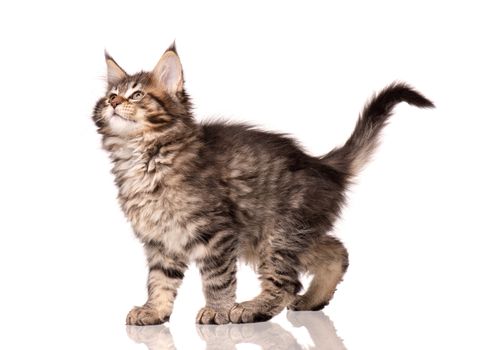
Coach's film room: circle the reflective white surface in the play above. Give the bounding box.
[1,0,490,349]
[128,311,346,350]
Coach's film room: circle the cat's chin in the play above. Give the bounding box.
[108,114,143,136]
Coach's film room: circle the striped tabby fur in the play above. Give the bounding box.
[92,44,434,325]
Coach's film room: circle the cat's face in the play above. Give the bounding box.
[93,45,192,137]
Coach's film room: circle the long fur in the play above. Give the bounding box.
[92,47,434,325]
[323,82,434,175]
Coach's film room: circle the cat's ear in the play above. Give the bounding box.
[152,43,184,95]
[105,51,127,86]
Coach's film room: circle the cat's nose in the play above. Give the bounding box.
[111,95,125,108]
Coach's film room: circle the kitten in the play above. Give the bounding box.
[92,43,434,325]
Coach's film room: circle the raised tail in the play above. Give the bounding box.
[321,82,434,175]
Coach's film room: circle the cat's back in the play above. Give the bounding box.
[200,121,308,164]
[198,120,346,193]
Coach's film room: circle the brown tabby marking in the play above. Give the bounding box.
[92,43,434,325]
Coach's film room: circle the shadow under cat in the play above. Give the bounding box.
[127,311,347,350]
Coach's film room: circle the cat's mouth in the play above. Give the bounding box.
[112,113,136,123]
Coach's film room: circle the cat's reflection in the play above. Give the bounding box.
[127,311,346,350]
[286,311,347,350]
[126,324,176,350]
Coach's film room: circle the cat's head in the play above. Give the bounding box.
[93,43,193,137]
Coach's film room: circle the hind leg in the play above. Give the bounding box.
[289,235,348,311]
[230,248,302,323]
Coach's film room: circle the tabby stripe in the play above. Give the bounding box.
[158,286,177,293]
[202,258,236,279]
[206,277,236,292]
[149,265,185,279]
[147,115,169,124]
[147,286,178,298]
[266,277,302,294]
[219,243,237,257]
[274,269,291,276]
[184,228,217,251]
[147,92,167,109]
[292,280,303,294]
[211,233,236,250]
[273,249,300,264]
[199,256,222,273]
[175,261,188,270]
[146,239,165,251]
[266,277,284,289]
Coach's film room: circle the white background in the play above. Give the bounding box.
[1,1,489,349]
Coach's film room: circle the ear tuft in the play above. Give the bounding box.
[104,49,112,61]
[152,44,183,95]
[105,50,127,86]
[166,40,177,54]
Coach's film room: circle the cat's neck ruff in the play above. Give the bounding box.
[102,127,204,252]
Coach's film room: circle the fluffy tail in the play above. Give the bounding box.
[321,82,434,175]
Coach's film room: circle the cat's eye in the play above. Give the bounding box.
[130,91,144,100]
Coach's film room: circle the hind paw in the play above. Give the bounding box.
[229,302,273,323]
[288,296,328,311]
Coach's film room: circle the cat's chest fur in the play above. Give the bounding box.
[107,136,198,254]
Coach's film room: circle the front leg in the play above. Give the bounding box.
[127,242,188,326]
[195,230,238,324]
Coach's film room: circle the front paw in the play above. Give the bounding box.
[196,306,230,325]
[126,306,170,326]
